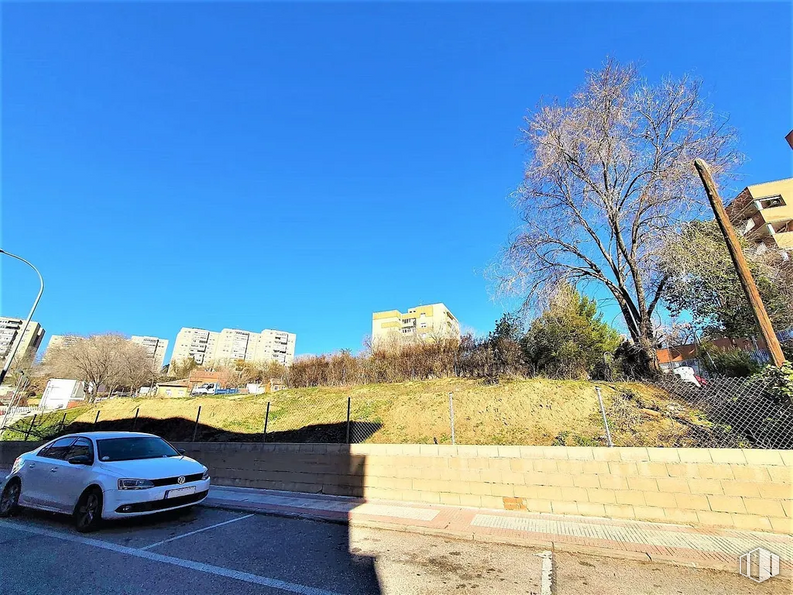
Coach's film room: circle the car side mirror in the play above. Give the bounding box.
[68,455,91,465]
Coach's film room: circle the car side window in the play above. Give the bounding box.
[38,438,76,460]
[66,438,94,463]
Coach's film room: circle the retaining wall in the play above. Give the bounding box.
[0,441,41,467]
[174,442,793,534]
[3,440,790,534]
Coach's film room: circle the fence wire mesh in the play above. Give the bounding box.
[1,377,790,449]
[647,376,792,449]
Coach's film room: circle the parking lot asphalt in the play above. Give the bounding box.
[1,505,789,594]
[0,505,545,595]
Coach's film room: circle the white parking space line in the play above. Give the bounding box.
[0,519,344,595]
[535,550,553,595]
[140,514,255,550]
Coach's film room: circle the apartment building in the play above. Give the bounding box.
[372,303,460,348]
[213,328,261,363]
[0,318,46,369]
[130,335,169,371]
[256,329,297,366]
[727,178,793,252]
[170,326,296,369]
[45,335,80,358]
[170,327,219,367]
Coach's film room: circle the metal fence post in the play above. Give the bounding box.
[262,402,270,442]
[448,392,456,446]
[23,414,37,441]
[192,406,202,442]
[132,407,140,431]
[93,410,101,429]
[346,396,351,444]
[595,387,613,447]
[59,412,67,435]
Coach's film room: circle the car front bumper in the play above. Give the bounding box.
[102,478,211,519]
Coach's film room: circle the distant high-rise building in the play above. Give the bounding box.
[170,326,296,370]
[372,303,460,349]
[0,318,46,370]
[131,336,169,371]
[171,327,219,367]
[256,329,297,366]
[45,334,79,356]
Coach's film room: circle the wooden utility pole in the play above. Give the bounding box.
[693,158,786,367]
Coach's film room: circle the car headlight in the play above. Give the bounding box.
[202,469,210,481]
[11,457,23,474]
[118,478,155,490]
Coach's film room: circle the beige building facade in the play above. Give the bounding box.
[728,178,793,252]
[131,335,169,371]
[372,303,460,348]
[254,329,297,366]
[170,327,219,367]
[170,326,296,370]
[46,335,79,354]
[0,318,46,370]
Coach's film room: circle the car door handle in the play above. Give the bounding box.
[50,468,58,473]
[28,463,36,469]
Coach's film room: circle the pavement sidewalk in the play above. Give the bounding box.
[203,484,793,577]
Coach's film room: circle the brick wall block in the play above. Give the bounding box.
[615,447,649,462]
[174,443,791,535]
[707,495,746,514]
[708,449,746,465]
[604,504,636,519]
[674,493,711,511]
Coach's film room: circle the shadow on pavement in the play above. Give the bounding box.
[2,420,384,593]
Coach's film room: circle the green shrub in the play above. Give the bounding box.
[700,344,762,377]
[758,361,793,405]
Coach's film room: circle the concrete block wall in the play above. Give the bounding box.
[0,441,41,467]
[175,442,793,534]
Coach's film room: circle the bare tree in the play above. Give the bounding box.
[498,59,740,372]
[167,357,199,380]
[43,334,155,401]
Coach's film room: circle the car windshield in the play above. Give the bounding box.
[96,437,180,462]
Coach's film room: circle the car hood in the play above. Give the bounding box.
[97,456,205,479]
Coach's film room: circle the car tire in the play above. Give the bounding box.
[74,487,103,533]
[0,479,21,517]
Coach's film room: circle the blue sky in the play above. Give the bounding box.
[1,1,791,362]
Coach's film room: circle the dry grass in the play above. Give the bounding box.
[5,378,709,446]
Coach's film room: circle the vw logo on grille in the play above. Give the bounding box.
[177,476,186,484]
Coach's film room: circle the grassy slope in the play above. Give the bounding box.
[4,378,707,446]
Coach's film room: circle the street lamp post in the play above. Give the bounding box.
[0,249,45,386]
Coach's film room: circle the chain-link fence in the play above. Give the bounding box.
[1,378,790,449]
[648,376,792,449]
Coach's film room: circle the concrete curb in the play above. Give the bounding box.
[198,497,752,575]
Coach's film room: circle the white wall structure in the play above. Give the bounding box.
[40,379,85,410]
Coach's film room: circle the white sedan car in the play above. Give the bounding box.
[0,431,210,532]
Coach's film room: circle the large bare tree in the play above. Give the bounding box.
[499,60,740,371]
[44,334,155,401]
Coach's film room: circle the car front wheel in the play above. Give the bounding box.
[74,487,103,533]
[0,479,21,517]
